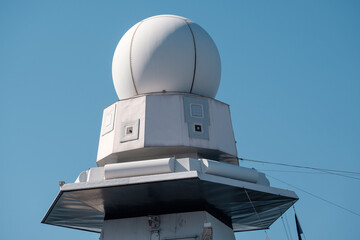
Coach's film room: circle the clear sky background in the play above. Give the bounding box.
[1,1,359,239]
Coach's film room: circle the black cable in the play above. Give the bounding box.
[239,157,360,180]
[260,169,360,176]
[267,174,360,217]
[238,157,360,175]
[314,168,360,180]
[259,168,360,180]
[258,169,330,174]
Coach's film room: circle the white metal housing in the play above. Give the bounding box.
[104,158,175,179]
[97,93,238,166]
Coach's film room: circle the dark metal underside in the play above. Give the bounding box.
[42,172,297,233]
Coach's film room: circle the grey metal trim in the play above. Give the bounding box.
[129,21,143,95]
[185,21,197,93]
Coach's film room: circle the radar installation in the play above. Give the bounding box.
[42,15,298,240]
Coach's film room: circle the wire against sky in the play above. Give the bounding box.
[238,157,360,181]
[267,174,360,218]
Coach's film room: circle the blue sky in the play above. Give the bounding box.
[1,1,359,239]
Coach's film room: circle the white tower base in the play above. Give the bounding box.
[101,211,236,240]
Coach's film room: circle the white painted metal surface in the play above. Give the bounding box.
[99,157,269,186]
[97,93,238,166]
[97,96,146,164]
[101,211,235,240]
[201,159,259,183]
[104,158,175,179]
[112,15,221,100]
[62,171,297,206]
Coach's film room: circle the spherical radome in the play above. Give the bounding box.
[112,15,221,100]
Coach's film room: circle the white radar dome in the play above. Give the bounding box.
[112,15,221,100]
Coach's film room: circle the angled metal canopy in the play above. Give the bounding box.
[42,171,298,233]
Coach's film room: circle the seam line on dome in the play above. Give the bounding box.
[185,20,197,94]
[129,21,144,95]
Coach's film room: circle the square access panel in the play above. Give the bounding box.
[184,97,210,139]
[101,104,116,136]
[120,119,140,143]
[188,123,209,139]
